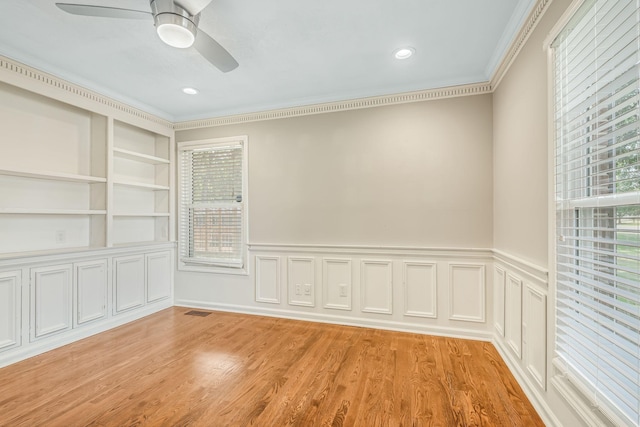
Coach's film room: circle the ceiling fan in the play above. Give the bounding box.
[56,0,238,72]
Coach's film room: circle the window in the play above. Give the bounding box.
[178,136,248,273]
[552,0,640,425]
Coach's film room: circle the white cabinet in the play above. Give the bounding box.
[0,270,21,352]
[113,254,145,314]
[146,251,171,303]
[74,259,108,326]
[30,264,73,341]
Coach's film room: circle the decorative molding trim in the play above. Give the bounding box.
[175,300,494,342]
[360,259,393,315]
[255,255,281,304]
[249,243,492,259]
[0,242,177,268]
[493,265,506,337]
[448,263,486,323]
[0,270,21,351]
[0,3,550,132]
[174,83,493,130]
[287,256,315,307]
[524,284,547,390]
[322,258,352,311]
[0,56,173,130]
[490,0,553,89]
[505,273,523,359]
[403,261,438,319]
[493,249,548,285]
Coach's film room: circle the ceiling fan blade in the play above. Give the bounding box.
[175,0,213,16]
[56,3,151,19]
[194,29,238,73]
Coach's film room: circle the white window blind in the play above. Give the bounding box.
[553,0,640,425]
[179,140,245,269]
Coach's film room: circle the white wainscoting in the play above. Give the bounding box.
[448,263,486,323]
[360,259,392,314]
[322,258,352,311]
[184,244,493,341]
[492,250,552,425]
[0,270,21,351]
[287,257,315,307]
[403,261,437,318]
[524,284,547,390]
[505,273,523,359]
[493,265,505,336]
[255,255,281,304]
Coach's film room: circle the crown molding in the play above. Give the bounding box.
[174,82,493,130]
[490,0,552,90]
[0,1,550,131]
[0,56,173,130]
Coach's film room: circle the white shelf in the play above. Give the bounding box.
[0,208,107,215]
[113,180,169,191]
[113,148,169,165]
[113,213,170,217]
[0,168,106,183]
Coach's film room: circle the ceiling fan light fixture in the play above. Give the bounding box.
[155,13,197,48]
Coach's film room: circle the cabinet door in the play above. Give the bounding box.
[75,259,108,326]
[146,251,171,303]
[31,264,72,341]
[113,254,145,314]
[0,270,21,352]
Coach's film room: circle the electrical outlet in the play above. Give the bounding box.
[55,230,66,243]
[295,284,302,295]
[339,284,348,297]
[304,284,311,295]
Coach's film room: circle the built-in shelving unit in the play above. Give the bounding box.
[0,79,174,255]
[0,56,175,370]
[110,120,171,247]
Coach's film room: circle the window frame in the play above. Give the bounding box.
[177,135,249,275]
[546,0,640,425]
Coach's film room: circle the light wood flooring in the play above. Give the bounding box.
[0,307,544,426]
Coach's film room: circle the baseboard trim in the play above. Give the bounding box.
[0,299,173,369]
[493,337,561,427]
[175,299,493,342]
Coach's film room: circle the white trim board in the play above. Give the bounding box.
[175,299,493,342]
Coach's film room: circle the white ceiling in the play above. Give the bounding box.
[0,0,534,122]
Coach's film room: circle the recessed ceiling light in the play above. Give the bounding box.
[394,47,415,60]
[182,87,198,95]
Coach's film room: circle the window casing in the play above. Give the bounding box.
[552,0,640,425]
[178,136,248,273]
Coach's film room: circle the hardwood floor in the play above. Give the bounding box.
[0,307,544,426]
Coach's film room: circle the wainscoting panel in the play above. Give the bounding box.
[255,256,281,304]
[505,273,523,359]
[360,260,392,314]
[323,258,352,311]
[448,263,486,323]
[30,264,73,341]
[494,266,506,336]
[0,270,20,351]
[287,257,315,307]
[525,284,547,390]
[403,261,437,318]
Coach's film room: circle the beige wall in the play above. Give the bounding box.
[177,94,493,248]
[493,0,572,267]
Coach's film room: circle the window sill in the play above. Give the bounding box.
[177,261,249,276]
